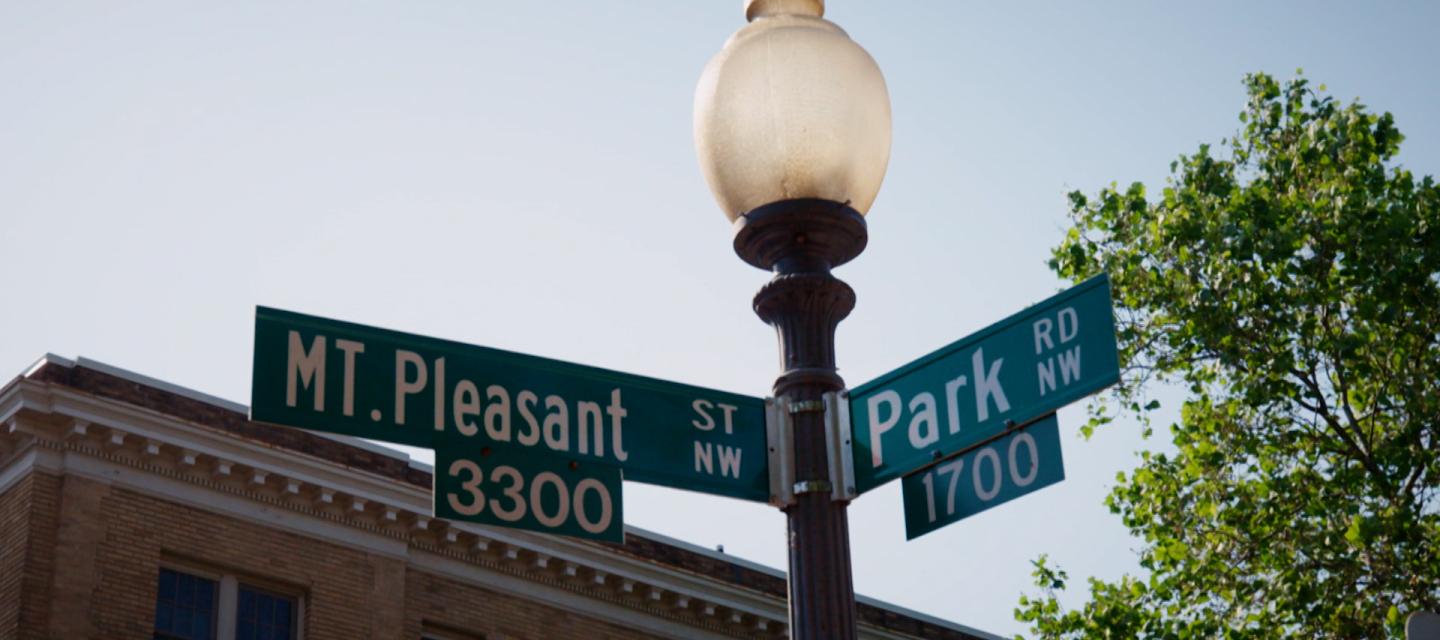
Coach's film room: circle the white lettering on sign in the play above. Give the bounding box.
[692,399,716,430]
[489,465,526,522]
[335,339,364,417]
[1058,348,1082,384]
[577,401,603,457]
[516,391,541,446]
[691,398,742,478]
[530,472,569,528]
[690,442,743,478]
[453,381,481,436]
[691,399,738,434]
[606,390,629,462]
[485,385,512,441]
[971,348,1009,422]
[573,478,614,534]
[1035,306,1083,397]
[920,458,965,523]
[944,375,968,435]
[1033,318,1054,353]
[908,392,939,450]
[393,350,426,426]
[867,390,902,468]
[443,457,615,535]
[1059,307,1079,342]
[385,353,633,465]
[286,331,326,411]
[695,442,714,475]
[543,396,570,451]
[696,442,740,477]
[917,431,1042,524]
[866,349,1015,470]
[446,459,485,516]
[1009,432,1039,486]
[1037,360,1055,396]
[973,448,1002,501]
[717,443,742,477]
[433,357,446,431]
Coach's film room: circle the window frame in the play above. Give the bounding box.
[156,562,305,640]
[153,566,222,640]
[420,622,488,640]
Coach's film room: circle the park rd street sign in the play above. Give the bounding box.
[251,307,769,503]
[848,274,1118,493]
[901,414,1064,540]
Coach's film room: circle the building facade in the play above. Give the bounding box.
[0,355,997,640]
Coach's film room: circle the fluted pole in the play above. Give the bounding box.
[735,198,866,640]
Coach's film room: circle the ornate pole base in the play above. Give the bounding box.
[734,198,866,640]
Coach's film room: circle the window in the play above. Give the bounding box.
[155,567,301,640]
[236,585,296,640]
[420,624,487,640]
[154,568,219,640]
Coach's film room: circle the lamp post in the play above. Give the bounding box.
[694,1,891,638]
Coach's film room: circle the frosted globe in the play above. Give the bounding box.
[694,0,892,222]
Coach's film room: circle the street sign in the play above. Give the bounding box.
[251,307,769,502]
[1409,611,1440,640]
[849,274,1118,493]
[435,439,625,542]
[901,414,1064,540]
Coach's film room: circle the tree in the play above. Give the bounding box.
[1015,73,1440,638]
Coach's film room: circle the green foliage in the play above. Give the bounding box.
[1016,73,1440,638]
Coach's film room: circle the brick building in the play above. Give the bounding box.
[0,355,997,640]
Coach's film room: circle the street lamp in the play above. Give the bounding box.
[694,1,891,638]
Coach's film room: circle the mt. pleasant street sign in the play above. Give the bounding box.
[848,274,1120,494]
[250,307,769,505]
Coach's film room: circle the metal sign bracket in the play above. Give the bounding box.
[767,393,857,506]
[823,391,857,502]
[765,397,795,508]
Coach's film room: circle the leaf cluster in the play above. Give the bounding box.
[1016,73,1440,639]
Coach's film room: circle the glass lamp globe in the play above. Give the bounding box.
[694,0,892,222]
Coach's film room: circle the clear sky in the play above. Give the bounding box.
[4,2,1438,636]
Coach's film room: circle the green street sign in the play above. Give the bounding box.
[251,307,769,502]
[435,440,625,542]
[849,274,1118,493]
[901,414,1063,540]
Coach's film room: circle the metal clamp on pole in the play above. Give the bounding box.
[823,391,857,502]
[788,399,825,414]
[765,397,795,508]
[793,480,833,495]
[770,394,856,505]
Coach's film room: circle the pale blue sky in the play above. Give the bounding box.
[4,2,1438,636]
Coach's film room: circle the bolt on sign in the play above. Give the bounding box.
[251,307,770,541]
[901,414,1064,540]
[848,274,1119,494]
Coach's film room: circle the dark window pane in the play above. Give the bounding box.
[153,569,217,640]
[191,612,207,639]
[238,585,296,640]
[159,571,176,601]
[177,577,194,607]
[239,590,255,619]
[155,605,173,632]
